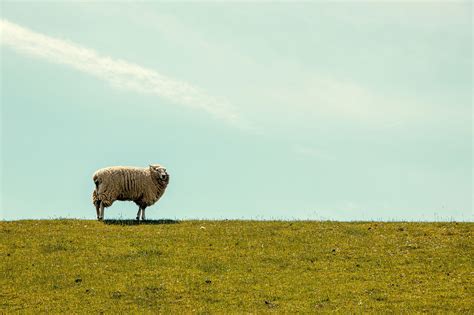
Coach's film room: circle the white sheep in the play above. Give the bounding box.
[92,164,170,221]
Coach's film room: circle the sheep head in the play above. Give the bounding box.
[149,164,170,185]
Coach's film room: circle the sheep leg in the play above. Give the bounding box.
[98,202,104,221]
[94,199,100,220]
[142,208,146,221]
[136,208,142,221]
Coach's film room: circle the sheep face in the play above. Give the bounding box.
[149,164,170,184]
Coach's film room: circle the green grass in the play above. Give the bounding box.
[1,220,473,313]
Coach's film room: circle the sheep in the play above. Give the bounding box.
[92,164,170,221]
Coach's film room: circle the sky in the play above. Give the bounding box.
[0,1,472,221]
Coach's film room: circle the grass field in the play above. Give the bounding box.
[1,220,472,313]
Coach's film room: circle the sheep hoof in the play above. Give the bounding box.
[136,217,140,221]
[98,217,103,221]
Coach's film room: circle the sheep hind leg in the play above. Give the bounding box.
[98,202,105,221]
[136,208,142,221]
[94,200,100,220]
[142,208,146,221]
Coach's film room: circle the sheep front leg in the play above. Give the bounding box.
[136,208,142,221]
[142,208,146,221]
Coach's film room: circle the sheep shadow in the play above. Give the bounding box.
[103,219,179,226]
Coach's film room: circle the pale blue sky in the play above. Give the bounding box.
[1,2,472,221]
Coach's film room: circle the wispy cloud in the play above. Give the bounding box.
[0,19,244,128]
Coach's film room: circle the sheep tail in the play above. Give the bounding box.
[92,174,101,207]
[93,174,100,190]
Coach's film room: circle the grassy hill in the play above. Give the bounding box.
[1,220,472,313]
